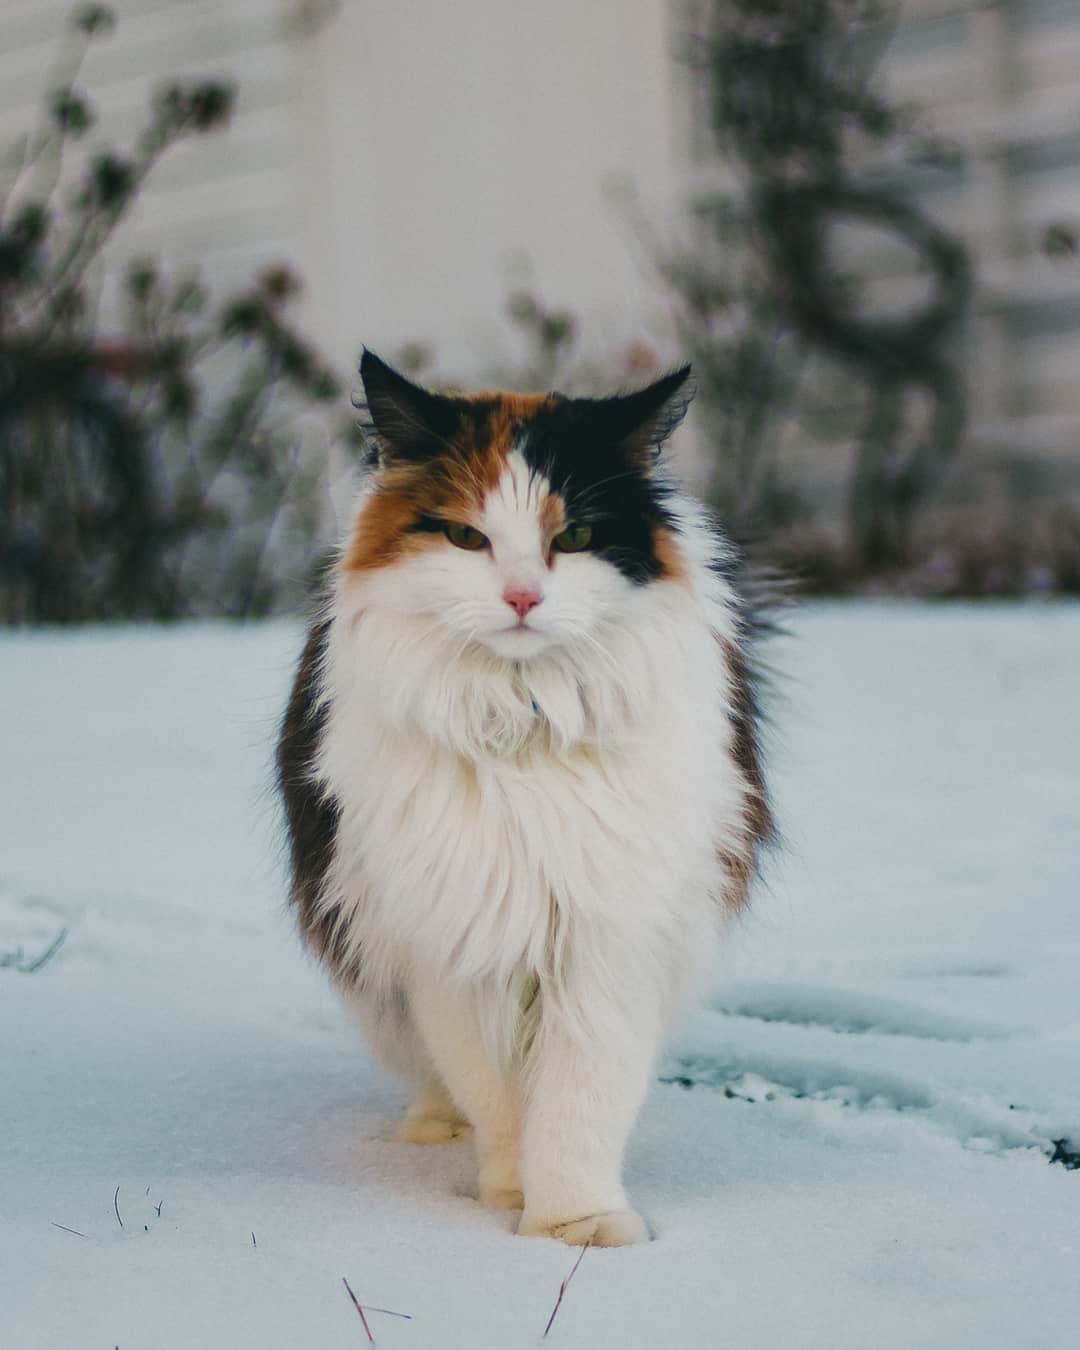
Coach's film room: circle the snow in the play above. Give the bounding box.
[2,604,1078,1349]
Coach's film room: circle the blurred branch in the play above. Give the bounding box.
[0,5,114,220]
[664,0,971,566]
[0,7,346,624]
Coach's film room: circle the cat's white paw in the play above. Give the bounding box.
[518,1208,650,1247]
[393,1112,470,1144]
[480,1185,524,1211]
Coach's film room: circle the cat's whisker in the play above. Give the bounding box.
[559,465,650,510]
[560,623,619,679]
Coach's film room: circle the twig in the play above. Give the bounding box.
[51,1222,88,1238]
[113,1185,123,1229]
[1,20,94,218]
[24,925,67,972]
[251,1231,256,1248]
[155,1201,163,1217]
[542,1239,592,1339]
[362,1305,412,1321]
[342,1277,374,1344]
[0,926,68,973]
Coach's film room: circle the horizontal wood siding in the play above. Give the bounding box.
[680,0,1080,466]
[0,0,305,328]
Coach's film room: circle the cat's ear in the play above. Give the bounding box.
[359,349,461,463]
[580,365,693,461]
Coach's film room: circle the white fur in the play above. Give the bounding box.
[313,455,753,1244]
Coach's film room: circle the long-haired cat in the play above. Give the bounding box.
[277,350,772,1247]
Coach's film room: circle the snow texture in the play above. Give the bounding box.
[2,604,1078,1349]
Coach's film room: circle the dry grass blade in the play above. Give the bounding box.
[51,1222,89,1238]
[113,1185,123,1229]
[542,1238,592,1338]
[342,1276,375,1344]
[363,1304,412,1321]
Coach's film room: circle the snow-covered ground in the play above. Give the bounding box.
[3,605,1078,1350]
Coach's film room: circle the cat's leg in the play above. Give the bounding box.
[394,1076,471,1143]
[517,979,662,1247]
[342,982,468,1142]
[410,981,523,1210]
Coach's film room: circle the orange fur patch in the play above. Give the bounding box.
[653,526,689,583]
[717,846,755,912]
[714,634,774,912]
[344,477,431,574]
[539,491,567,543]
[345,399,552,575]
[461,391,553,419]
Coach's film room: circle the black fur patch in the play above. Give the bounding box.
[276,620,353,978]
[711,547,781,854]
[520,397,681,585]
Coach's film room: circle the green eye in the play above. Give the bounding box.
[552,523,593,553]
[445,522,488,551]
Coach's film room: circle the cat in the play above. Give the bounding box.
[277,349,773,1247]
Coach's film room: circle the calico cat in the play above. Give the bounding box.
[277,349,772,1247]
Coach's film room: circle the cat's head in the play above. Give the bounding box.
[342,350,693,661]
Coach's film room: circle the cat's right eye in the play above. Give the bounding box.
[445,522,488,551]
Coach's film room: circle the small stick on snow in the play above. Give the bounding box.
[155,1201,163,1218]
[342,1276,375,1344]
[51,1222,89,1239]
[22,925,67,973]
[113,1185,123,1230]
[362,1305,412,1321]
[542,1239,592,1339]
[251,1231,257,1248]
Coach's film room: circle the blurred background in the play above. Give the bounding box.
[3,0,1080,623]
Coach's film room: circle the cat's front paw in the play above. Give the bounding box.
[518,1208,650,1247]
[393,1112,471,1144]
[480,1185,525,1211]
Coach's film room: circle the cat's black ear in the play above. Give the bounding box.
[582,365,693,461]
[359,349,461,463]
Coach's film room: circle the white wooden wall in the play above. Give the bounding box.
[290,0,685,380]
[0,0,686,388]
[0,0,309,316]
[678,0,1080,467]
[5,0,1078,463]
[887,0,1080,456]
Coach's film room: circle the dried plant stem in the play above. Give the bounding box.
[542,1238,591,1338]
[362,1305,411,1321]
[341,1276,374,1344]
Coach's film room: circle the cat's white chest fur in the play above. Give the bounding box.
[316,572,747,1014]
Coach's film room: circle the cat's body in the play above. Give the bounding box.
[278,352,772,1246]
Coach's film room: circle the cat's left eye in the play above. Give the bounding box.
[445,522,488,551]
[552,524,593,554]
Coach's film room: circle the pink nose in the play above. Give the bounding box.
[503,585,543,619]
